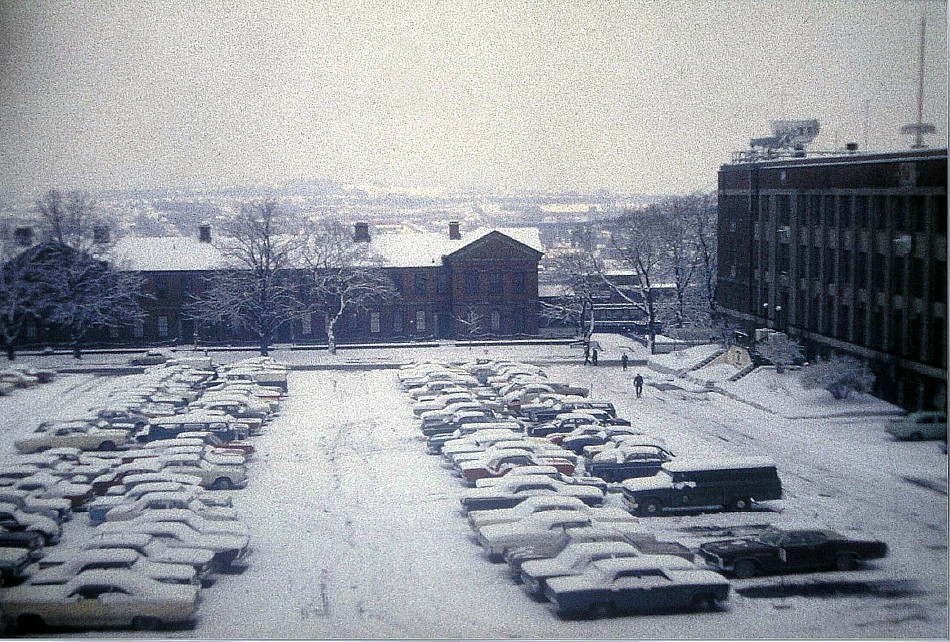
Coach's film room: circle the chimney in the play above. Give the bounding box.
[449,221,461,240]
[13,227,33,247]
[353,221,370,242]
[92,225,110,244]
[198,223,212,243]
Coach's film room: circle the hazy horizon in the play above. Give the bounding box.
[1,0,947,199]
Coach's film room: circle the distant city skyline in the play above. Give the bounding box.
[0,0,947,199]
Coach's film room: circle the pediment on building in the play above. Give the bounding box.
[445,231,543,264]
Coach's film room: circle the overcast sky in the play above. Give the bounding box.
[0,0,946,198]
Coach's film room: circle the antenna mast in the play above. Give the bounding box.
[901,14,935,148]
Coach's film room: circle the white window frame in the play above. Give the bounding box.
[490,310,501,332]
[157,316,169,337]
[301,314,312,335]
[415,310,426,331]
[370,312,381,334]
[134,319,144,339]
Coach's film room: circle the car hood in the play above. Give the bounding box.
[699,537,771,556]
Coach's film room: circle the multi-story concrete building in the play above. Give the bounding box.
[717,148,948,412]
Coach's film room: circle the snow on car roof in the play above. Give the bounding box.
[664,456,776,472]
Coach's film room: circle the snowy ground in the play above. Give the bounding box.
[0,347,946,638]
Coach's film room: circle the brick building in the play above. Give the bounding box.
[717,148,948,412]
[99,222,542,345]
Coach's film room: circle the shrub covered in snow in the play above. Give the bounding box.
[755,334,804,373]
[800,356,876,399]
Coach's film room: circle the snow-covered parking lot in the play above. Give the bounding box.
[0,352,946,638]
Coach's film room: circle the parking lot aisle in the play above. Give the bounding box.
[188,369,535,639]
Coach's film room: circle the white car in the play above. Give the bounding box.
[886,412,947,441]
[97,521,249,570]
[468,495,635,533]
[25,548,198,586]
[104,493,240,524]
[476,510,600,560]
[3,569,200,632]
[0,502,62,544]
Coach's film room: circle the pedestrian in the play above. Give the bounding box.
[621,353,629,371]
[583,343,590,365]
[591,349,598,366]
[634,373,644,398]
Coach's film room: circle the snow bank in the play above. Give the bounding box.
[719,367,903,419]
[648,344,723,374]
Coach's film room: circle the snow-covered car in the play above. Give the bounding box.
[123,509,248,537]
[24,548,198,586]
[130,349,171,366]
[88,485,231,525]
[97,521,249,570]
[0,503,61,544]
[519,540,645,598]
[158,454,247,490]
[101,493,239,525]
[468,495,636,533]
[176,431,255,456]
[14,475,94,511]
[3,569,200,633]
[544,557,729,617]
[587,445,676,483]
[459,451,577,485]
[78,533,215,579]
[461,477,605,514]
[473,467,609,494]
[475,510,604,560]
[0,547,31,585]
[412,393,475,416]
[886,412,947,441]
[139,414,251,443]
[0,490,70,524]
[14,426,130,454]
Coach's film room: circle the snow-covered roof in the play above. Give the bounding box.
[108,227,543,272]
[664,456,776,472]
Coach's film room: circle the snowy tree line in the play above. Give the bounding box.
[542,192,719,346]
[0,192,396,359]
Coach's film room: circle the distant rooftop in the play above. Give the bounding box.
[727,146,947,166]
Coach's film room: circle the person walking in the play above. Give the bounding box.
[591,349,598,366]
[621,353,629,371]
[634,373,644,398]
[583,343,591,365]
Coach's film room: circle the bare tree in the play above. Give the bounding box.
[0,239,44,360]
[303,220,397,355]
[30,189,144,358]
[188,200,308,356]
[686,192,719,321]
[31,245,145,358]
[606,208,669,350]
[455,308,486,339]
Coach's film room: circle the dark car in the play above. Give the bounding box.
[0,529,45,560]
[621,457,783,516]
[698,526,888,578]
[523,402,618,424]
[587,445,675,483]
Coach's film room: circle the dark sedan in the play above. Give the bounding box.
[586,445,675,483]
[698,526,888,578]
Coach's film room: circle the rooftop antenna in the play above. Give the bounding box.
[900,13,935,148]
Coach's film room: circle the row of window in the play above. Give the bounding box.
[757,194,947,234]
[758,289,947,367]
[750,241,947,303]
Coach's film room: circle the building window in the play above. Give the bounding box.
[909,258,924,298]
[490,310,501,332]
[930,318,947,367]
[932,261,947,302]
[134,319,144,339]
[891,256,904,294]
[837,305,850,340]
[414,273,426,297]
[854,305,867,345]
[392,273,404,295]
[154,275,168,300]
[393,311,403,333]
[873,196,887,230]
[838,196,852,229]
[909,196,926,233]
[840,250,851,285]
[415,310,426,332]
[795,196,806,226]
[872,254,886,291]
[855,196,868,228]
[302,314,312,335]
[514,272,526,294]
[157,315,169,337]
[26,324,36,340]
[465,273,478,296]
[809,195,821,226]
[823,195,836,227]
[777,244,790,273]
[490,273,502,295]
[370,312,380,334]
[437,273,449,296]
[934,196,947,233]
[890,311,903,354]
[108,326,119,339]
[759,196,770,221]
[777,196,790,226]
[856,252,868,289]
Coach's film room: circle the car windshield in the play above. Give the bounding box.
[758,527,785,545]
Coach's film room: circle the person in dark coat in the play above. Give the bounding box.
[591,349,598,366]
[583,343,591,364]
[621,354,629,371]
[634,373,644,398]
